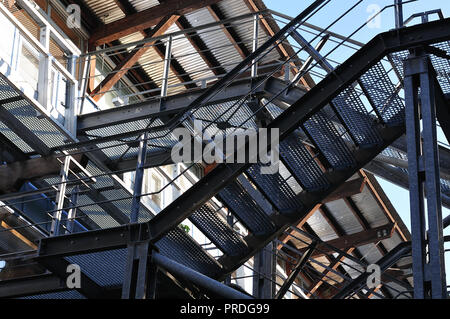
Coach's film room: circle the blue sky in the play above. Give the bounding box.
[264,0,450,280]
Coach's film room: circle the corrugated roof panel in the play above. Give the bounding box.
[217,0,280,64]
[307,210,338,242]
[84,0,125,24]
[129,0,160,12]
[167,24,216,83]
[138,46,184,95]
[185,8,243,73]
[325,199,365,236]
[351,186,390,228]
[380,231,403,254]
[337,250,366,280]
[357,243,384,265]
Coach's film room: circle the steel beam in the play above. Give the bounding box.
[321,178,366,203]
[152,252,253,299]
[89,0,223,46]
[77,78,263,133]
[332,242,411,299]
[122,240,158,299]
[275,241,317,299]
[404,52,447,299]
[0,274,66,298]
[298,224,395,258]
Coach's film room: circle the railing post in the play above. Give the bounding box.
[130,132,148,223]
[161,35,172,98]
[50,155,71,236]
[394,0,404,28]
[251,13,259,78]
[66,186,79,234]
[65,54,78,135]
[38,25,51,109]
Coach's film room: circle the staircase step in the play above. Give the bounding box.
[331,86,383,147]
[303,109,356,170]
[359,61,405,125]
[246,164,303,214]
[218,181,275,236]
[156,227,222,277]
[279,132,330,191]
[190,204,249,256]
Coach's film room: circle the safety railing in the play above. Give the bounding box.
[0,0,80,133]
[0,0,440,294]
[0,0,420,256]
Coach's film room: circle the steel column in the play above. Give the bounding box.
[130,132,148,223]
[253,242,274,299]
[404,52,446,299]
[122,241,158,299]
[38,26,51,109]
[394,0,404,28]
[65,54,78,135]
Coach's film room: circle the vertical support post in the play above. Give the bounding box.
[224,211,234,286]
[122,240,158,299]
[404,51,446,299]
[66,185,79,234]
[38,26,51,109]
[50,155,71,236]
[65,54,78,135]
[251,13,259,78]
[394,0,404,28]
[275,241,316,299]
[253,242,274,299]
[161,35,172,98]
[130,132,148,223]
[78,55,91,115]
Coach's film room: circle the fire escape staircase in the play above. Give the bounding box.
[1,0,450,299]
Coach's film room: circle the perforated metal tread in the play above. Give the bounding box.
[218,181,275,235]
[19,290,86,299]
[390,42,450,95]
[359,61,405,126]
[246,164,303,214]
[65,249,126,287]
[190,204,249,256]
[303,109,356,170]
[156,227,223,277]
[331,86,383,146]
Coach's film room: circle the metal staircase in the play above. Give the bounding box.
[144,17,450,283]
[1,0,450,299]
